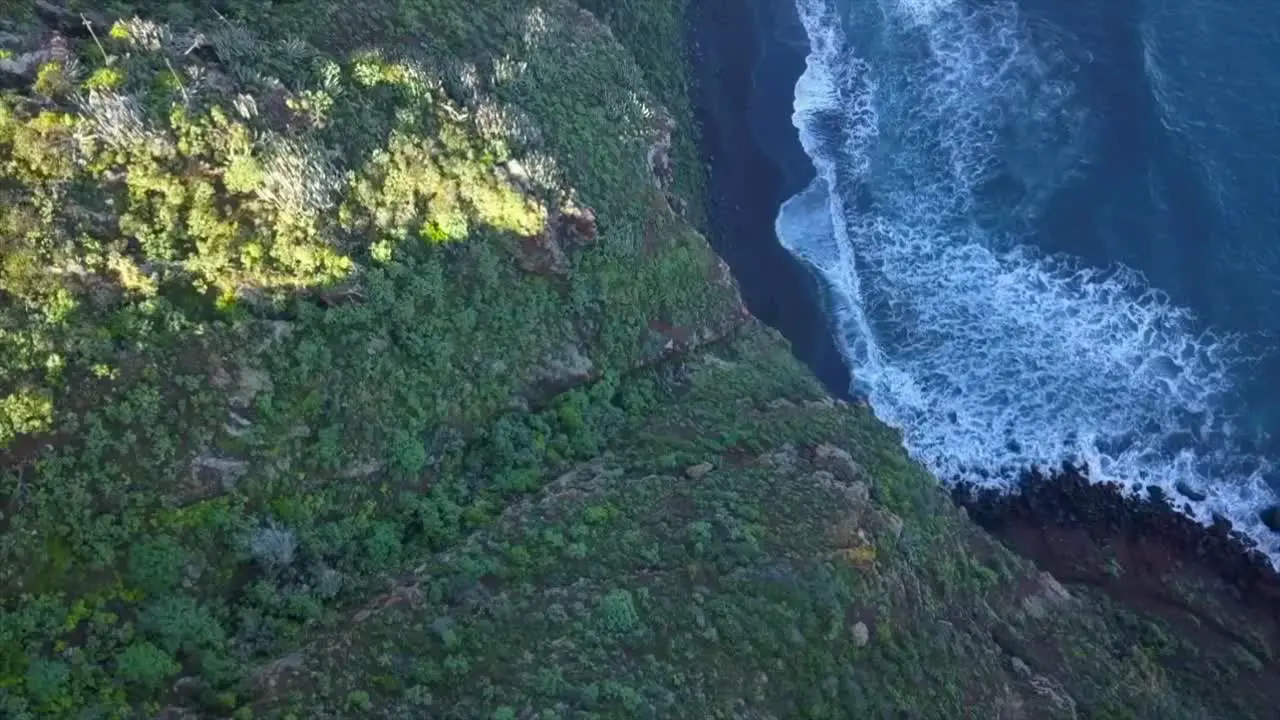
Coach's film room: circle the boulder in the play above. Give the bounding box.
[685,462,714,480]
[814,443,864,485]
[850,621,869,647]
[1175,482,1207,503]
[1261,506,1280,533]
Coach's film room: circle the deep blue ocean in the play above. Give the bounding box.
[776,0,1280,555]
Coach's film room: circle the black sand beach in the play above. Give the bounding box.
[685,0,852,400]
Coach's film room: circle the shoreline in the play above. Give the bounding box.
[683,0,1280,638]
[956,467,1280,611]
[684,0,851,401]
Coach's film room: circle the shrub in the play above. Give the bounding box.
[23,658,71,709]
[313,564,344,600]
[0,388,53,448]
[597,589,641,635]
[345,690,373,712]
[360,521,403,572]
[137,595,226,654]
[248,521,298,570]
[33,61,71,98]
[127,535,188,595]
[83,67,126,92]
[115,641,179,691]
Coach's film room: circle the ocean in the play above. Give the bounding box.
[776,0,1280,555]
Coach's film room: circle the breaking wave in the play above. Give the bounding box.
[778,0,1279,557]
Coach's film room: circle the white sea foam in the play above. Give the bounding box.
[782,0,1280,559]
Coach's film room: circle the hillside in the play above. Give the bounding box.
[0,0,1278,717]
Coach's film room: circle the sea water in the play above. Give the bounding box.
[777,0,1280,556]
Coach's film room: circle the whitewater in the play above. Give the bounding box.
[777,0,1280,557]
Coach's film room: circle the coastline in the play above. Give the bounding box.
[684,0,1280,669]
[684,0,852,400]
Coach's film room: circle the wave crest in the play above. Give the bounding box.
[782,0,1280,558]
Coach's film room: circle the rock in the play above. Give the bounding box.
[762,444,798,472]
[685,462,714,480]
[1175,482,1208,502]
[191,453,249,492]
[502,159,530,186]
[1010,657,1032,678]
[266,319,295,343]
[825,517,863,548]
[558,204,597,245]
[1021,571,1072,619]
[850,621,869,647]
[515,228,571,275]
[846,480,871,505]
[153,708,199,720]
[836,543,877,571]
[338,458,385,479]
[218,364,272,409]
[248,652,306,694]
[0,47,57,82]
[812,469,872,508]
[171,675,204,698]
[645,111,675,192]
[1028,675,1078,716]
[1261,506,1280,533]
[994,688,1028,720]
[34,0,84,27]
[701,354,737,370]
[876,510,904,540]
[534,343,595,387]
[814,444,864,485]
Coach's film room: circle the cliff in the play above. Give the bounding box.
[0,0,1277,717]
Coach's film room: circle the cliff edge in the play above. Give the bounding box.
[0,1,1277,717]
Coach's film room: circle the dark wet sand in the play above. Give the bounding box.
[685,0,852,400]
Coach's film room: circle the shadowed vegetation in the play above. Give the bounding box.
[0,1,1278,718]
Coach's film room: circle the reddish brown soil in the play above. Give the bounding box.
[957,467,1280,711]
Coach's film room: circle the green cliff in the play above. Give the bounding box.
[0,1,1277,717]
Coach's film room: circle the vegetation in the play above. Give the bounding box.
[0,0,738,715]
[0,0,1276,718]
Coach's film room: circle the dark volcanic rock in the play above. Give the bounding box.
[954,465,1280,615]
[1176,481,1208,502]
[1261,505,1280,534]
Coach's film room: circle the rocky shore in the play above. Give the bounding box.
[686,0,1280,692]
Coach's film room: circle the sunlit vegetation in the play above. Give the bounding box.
[1,1,1274,718]
[0,0,739,715]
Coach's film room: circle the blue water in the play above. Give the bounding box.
[777,0,1280,556]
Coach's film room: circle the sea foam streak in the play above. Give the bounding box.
[780,0,1280,558]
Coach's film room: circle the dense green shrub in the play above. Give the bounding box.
[115,641,180,691]
[0,0,738,714]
